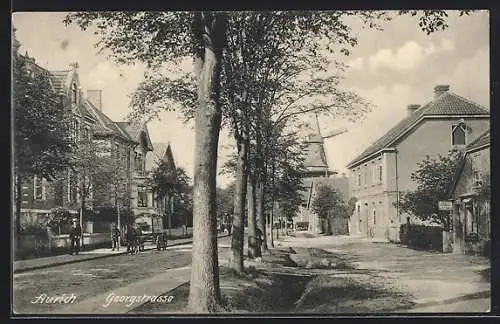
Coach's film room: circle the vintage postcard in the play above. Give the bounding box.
[11,10,491,316]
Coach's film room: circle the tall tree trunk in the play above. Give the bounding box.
[229,138,248,274]
[187,11,226,313]
[256,179,269,254]
[247,175,260,259]
[269,199,275,248]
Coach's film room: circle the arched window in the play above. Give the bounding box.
[451,124,466,146]
[71,83,78,104]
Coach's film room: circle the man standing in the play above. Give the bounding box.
[69,218,82,255]
[111,223,120,251]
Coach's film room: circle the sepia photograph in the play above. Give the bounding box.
[11,10,491,315]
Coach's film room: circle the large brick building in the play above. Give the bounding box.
[347,85,490,242]
[15,39,163,232]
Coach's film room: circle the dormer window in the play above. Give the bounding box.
[71,82,78,104]
[451,123,466,146]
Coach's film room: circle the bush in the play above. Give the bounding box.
[400,223,443,251]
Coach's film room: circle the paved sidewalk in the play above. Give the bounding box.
[14,234,228,274]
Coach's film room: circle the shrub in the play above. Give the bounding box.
[400,223,443,251]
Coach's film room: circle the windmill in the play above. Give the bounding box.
[307,112,348,177]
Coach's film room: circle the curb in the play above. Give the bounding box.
[14,235,229,274]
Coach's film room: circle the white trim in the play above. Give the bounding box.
[451,123,467,146]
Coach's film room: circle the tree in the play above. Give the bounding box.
[92,149,130,230]
[150,164,192,228]
[397,150,463,230]
[64,10,474,311]
[69,140,104,228]
[13,33,73,251]
[311,185,349,235]
[65,11,228,312]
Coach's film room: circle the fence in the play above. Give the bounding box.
[399,223,443,252]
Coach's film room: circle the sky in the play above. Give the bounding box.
[12,11,490,188]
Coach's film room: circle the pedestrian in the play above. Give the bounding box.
[69,218,81,255]
[111,223,120,251]
[134,224,143,253]
[126,225,136,254]
[255,227,263,262]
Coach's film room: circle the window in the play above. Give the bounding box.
[373,209,376,225]
[72,119,80,142]
[377,165,383,183]
[114,143,120,159]
[33,175,44,200]
[451,124,466,146]
[71,83,78,104]
[473,170,482,187]
[357,173,362,186]
[137,186,147,207]
[83,127,90,140]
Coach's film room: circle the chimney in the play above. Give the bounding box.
[407,104,421,116]
[434,85,450,99]
[87,89,103,111]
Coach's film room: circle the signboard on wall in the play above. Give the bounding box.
[438,201,453,211]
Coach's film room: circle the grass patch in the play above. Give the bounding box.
[294,274,415,313]
[290,248,354,270]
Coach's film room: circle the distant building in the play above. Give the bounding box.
[449,129,490,256]
[347,85,490,242]
[144,142,177,230]
[295,121,350,234]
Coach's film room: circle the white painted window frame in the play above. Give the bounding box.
[451,123,467,146]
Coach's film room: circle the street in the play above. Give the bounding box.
[13,236,231,314]
[13,234,490,314]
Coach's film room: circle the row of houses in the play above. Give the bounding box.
[13,32,178,236]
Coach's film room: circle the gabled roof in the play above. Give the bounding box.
[85,101,132,141]
[116,121,154,151]
[448,129,490,197]
[347,91,489,169]
[145,142,176,172]
[466,129,490,152]
[48,70,72,95]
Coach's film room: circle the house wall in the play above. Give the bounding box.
[451,145,490,255]
[394,118,489,192]
[348,116,489,242]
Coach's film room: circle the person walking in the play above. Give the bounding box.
[111,223,121,251]
[126,225,136,254]
[69,218,82,255]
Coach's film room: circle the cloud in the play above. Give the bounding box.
[347,57,364,70]
[369,40,456,72]
[324,83,426,173]
[440,39,456,53]
[434,46,489,108]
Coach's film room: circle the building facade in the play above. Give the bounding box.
[15,46,161,233]
[449,130,490,256]
[347,85,490,242]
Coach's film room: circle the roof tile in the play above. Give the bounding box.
[347,91,489,168]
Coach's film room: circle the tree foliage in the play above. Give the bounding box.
[13,50,73,180]
[397,151,463,227]
[311,184,349,220]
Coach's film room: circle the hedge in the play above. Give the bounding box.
[400,223,443,251]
